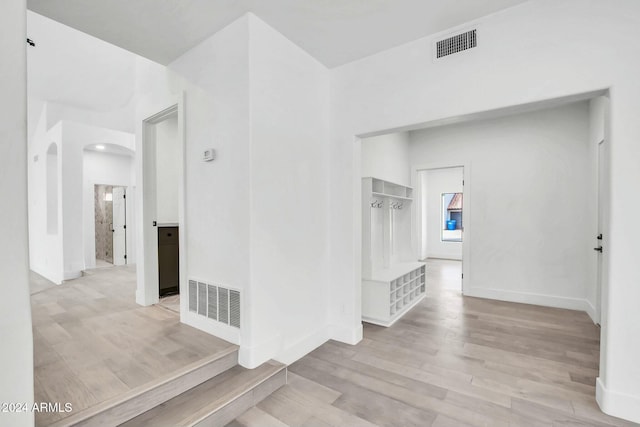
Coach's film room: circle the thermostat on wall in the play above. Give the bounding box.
[203,148,216,162]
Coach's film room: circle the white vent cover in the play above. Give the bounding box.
[189,279,240,329]
[436,29,477,59]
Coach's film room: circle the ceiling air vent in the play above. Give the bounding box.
[436,29,477,59]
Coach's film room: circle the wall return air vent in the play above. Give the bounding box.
[189,280,240,329]
[436,29,477,59]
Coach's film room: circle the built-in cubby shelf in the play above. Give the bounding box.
[370,178,413,199]
[362,263,426,327]
[362,177,425,327]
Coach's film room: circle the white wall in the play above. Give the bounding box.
[29,114,64,283]
[328,1,640,421]
[83,150,136,269]
[155,114,179,223]
[421,167,463,260]
[0,1,34,425]
[412,103,592,304]
[361,132,410,186]
[134,14,331,368]
[134,15,252,344]
[27,11,137,135]
[246,14,330,367]
[29,118,135,283]
[61,123,135,279]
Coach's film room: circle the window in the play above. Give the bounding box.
[441,192,462,242]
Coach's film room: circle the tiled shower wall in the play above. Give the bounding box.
[95,185,113,264]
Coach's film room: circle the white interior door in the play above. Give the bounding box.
[112,187,127,266]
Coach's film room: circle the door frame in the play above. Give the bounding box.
[412,162,471,294]
[595,138,609,325]
[111,186,128,266]
[87,181,132,270]
[137,93,186,308]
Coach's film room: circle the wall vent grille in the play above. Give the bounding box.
[207,285,218,320]
[436,29,477,59]
[219,288,229,325]
[188,280,197,312]
[188,279,240,329]
[197,282,207,315]
[229,290,241,328]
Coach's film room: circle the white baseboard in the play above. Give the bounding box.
[30,265,62,285]
[182,310,240,346]
[596,377,640,424]
[63,270,83,282]
[275,326,330,366]
[463,287,591,313]
[135,289,155,306]
[239,326,332,369]
[584,299,599,324]
[329,322,363,345]
[238,332,283,369]
[427,254,462,261]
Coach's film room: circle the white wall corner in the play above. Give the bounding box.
[63,270,83,282]
[238,333,284,369]
[596,378,640,424]
[584,298,599,325]
[274,326,331,366]
[135,289,153,307]
[329,322,363,345]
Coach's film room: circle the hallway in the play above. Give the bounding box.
[229,260,632,427]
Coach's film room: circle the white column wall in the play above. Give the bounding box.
[0,1,34,425]
[244,14,331,367]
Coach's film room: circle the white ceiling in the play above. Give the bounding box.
[84,143,134,157]
[27,0,528,68]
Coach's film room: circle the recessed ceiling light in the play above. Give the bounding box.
[96,145,105,150]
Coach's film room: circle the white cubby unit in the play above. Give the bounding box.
[362,177,426,327]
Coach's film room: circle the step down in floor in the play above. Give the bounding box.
[121,360,287,427]
[49,346,239,427]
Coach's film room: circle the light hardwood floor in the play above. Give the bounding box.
[229,259,637,427]
[30,265,235,426]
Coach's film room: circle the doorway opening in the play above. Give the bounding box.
[355,96,609,413]
[417,166,465,294]
[94,184,127,267]
[139,102,185,315]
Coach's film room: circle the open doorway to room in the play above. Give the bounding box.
[356,96,609,422]
[139,106,184,314]
[94,184,127,267]
[417,166,464,294]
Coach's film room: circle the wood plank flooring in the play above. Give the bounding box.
[30,265,235,426]
[229,259,637,427]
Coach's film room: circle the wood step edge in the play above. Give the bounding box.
[184,361,287,427]
[49,345,239,427]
